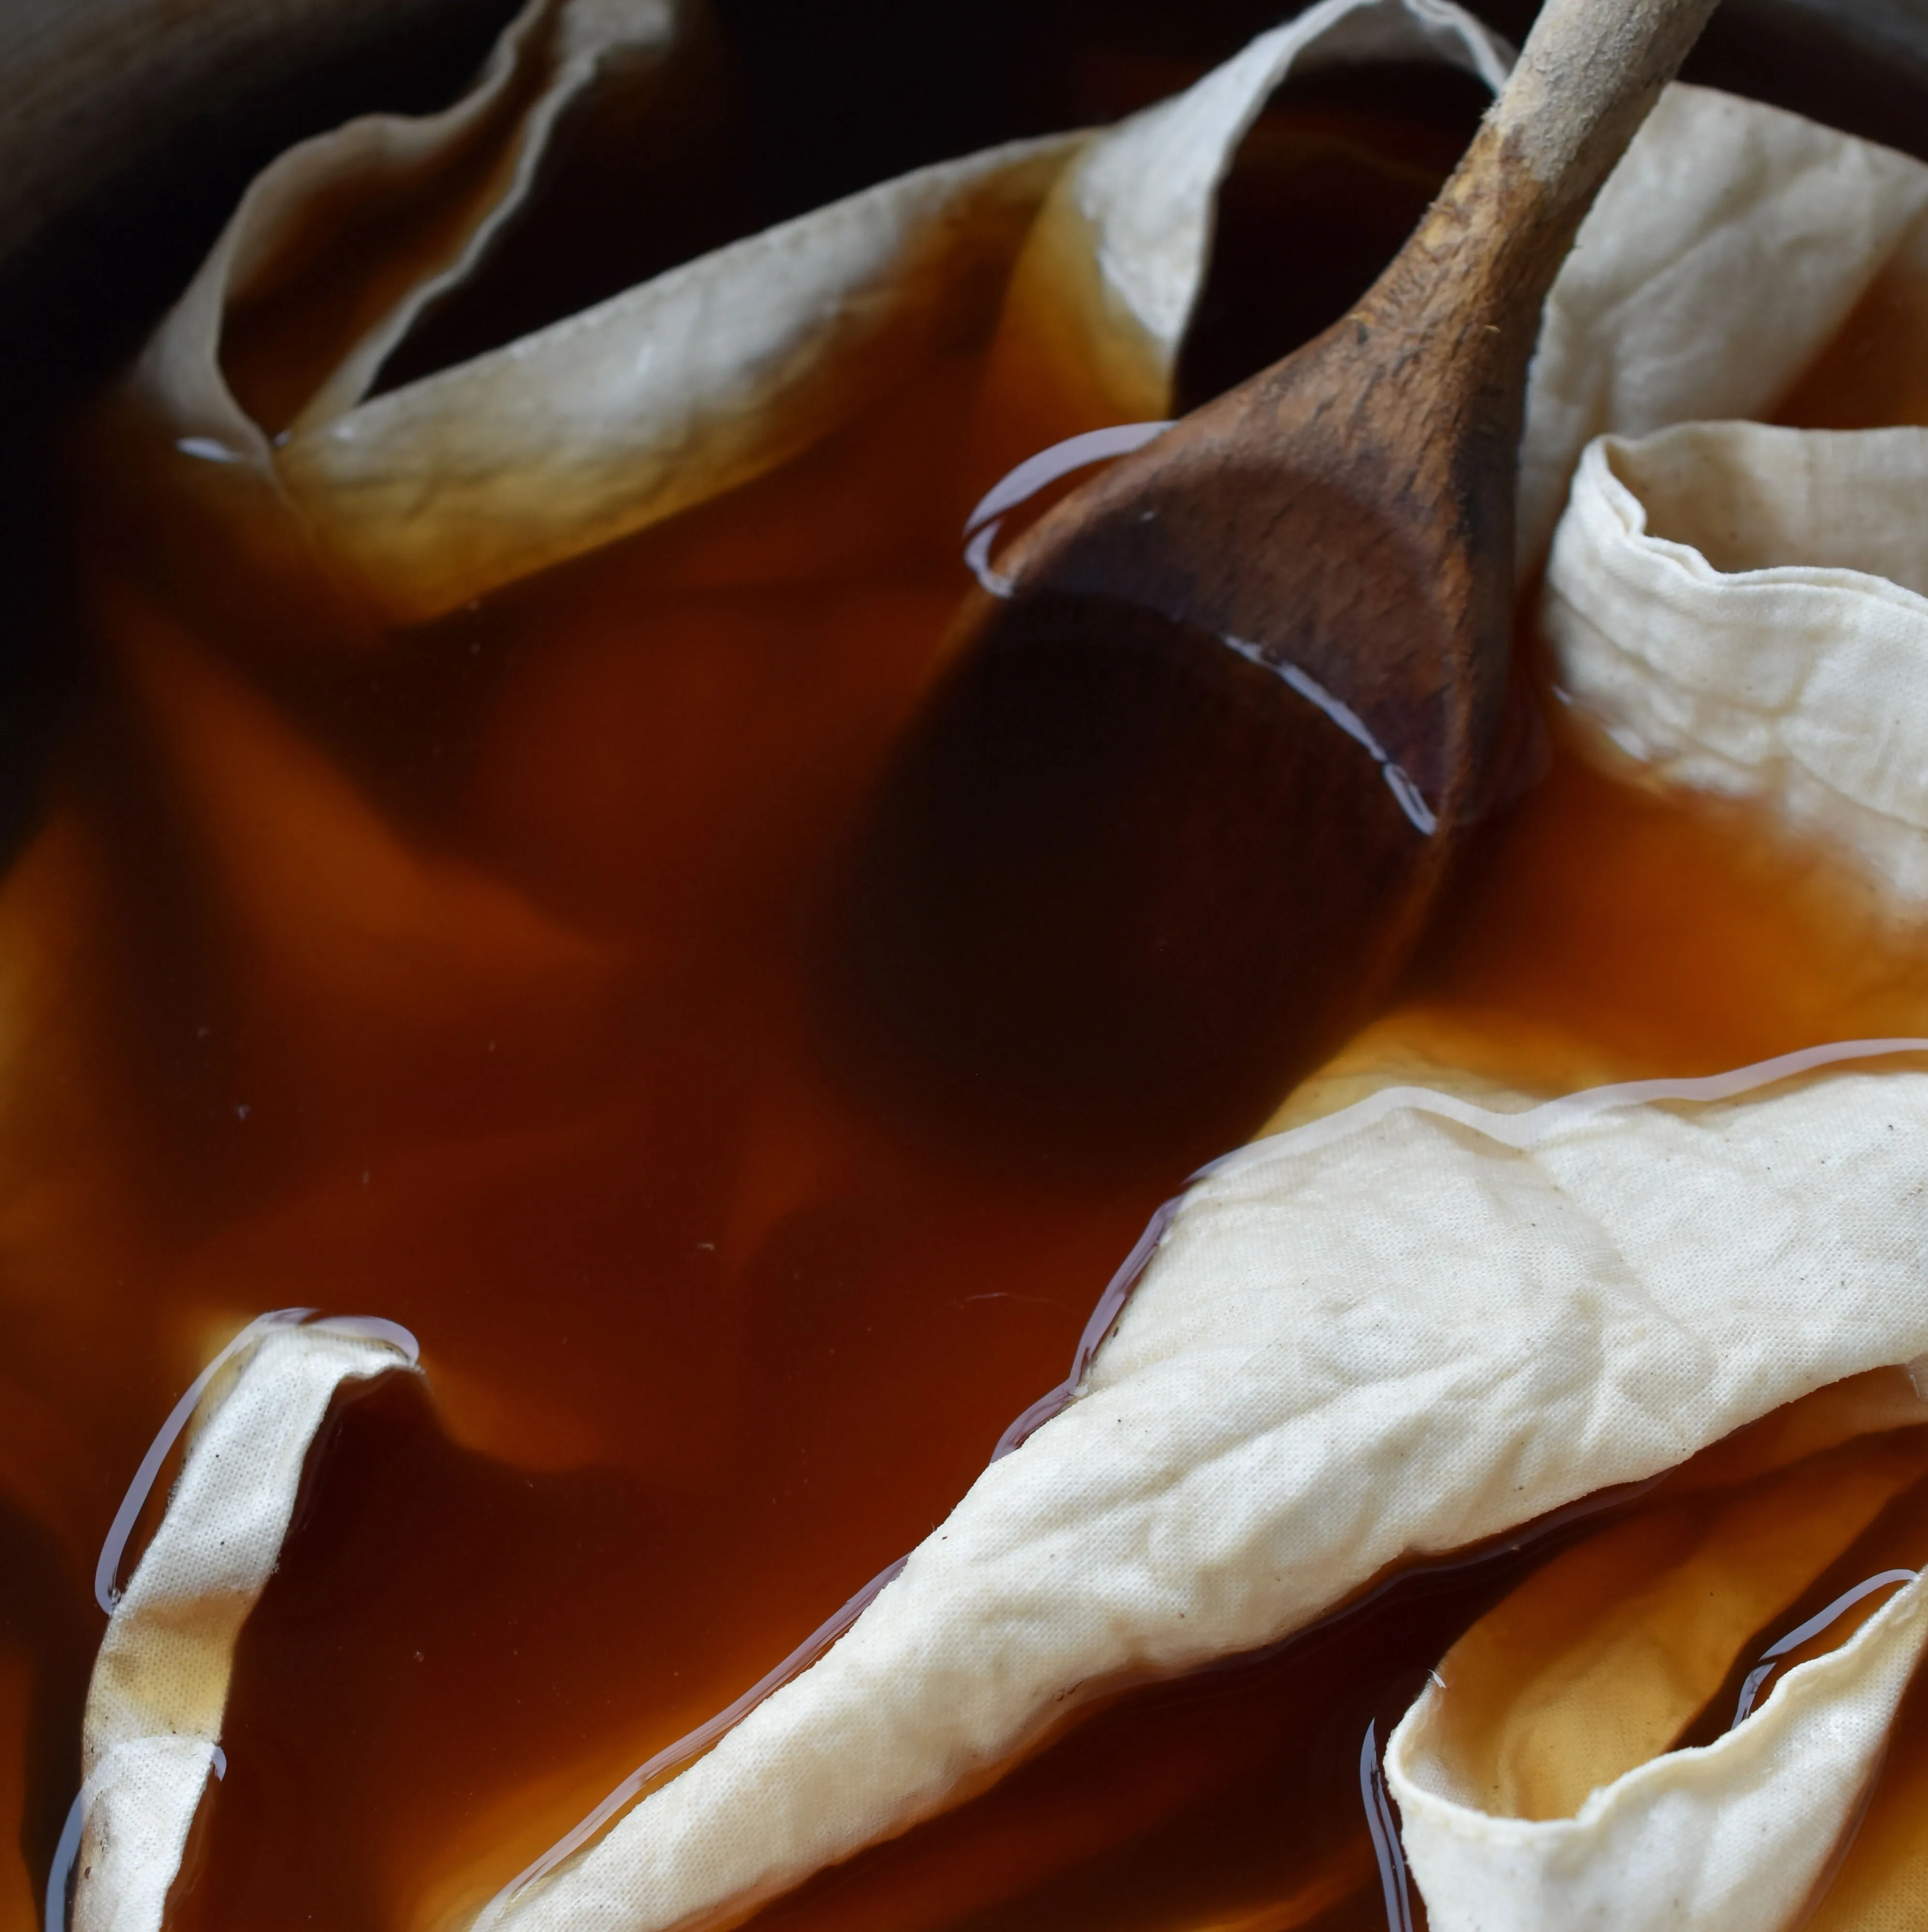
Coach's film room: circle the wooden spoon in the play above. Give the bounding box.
[831,0,1722,1170]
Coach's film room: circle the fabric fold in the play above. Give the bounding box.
[68,3,1928,1927]
[73,1318,418,1932]
[1546,421,1928,902]
[1388,1570,1928,1932]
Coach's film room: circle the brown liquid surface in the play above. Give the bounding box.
[6,61,1928,1932]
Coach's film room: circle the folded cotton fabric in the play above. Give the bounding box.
[73,1319,418,1932]
[60,0,1928,1926]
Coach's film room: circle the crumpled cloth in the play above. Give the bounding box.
[65,0,1928,1927]
[74,1320,416,1932]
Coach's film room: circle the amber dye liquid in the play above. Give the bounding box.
[8,49,1928,1932]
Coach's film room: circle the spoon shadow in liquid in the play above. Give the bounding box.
[824,488,1438,1175]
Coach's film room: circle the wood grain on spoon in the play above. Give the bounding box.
[833,0,1723,1170]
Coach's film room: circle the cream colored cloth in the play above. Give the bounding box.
[993,0,1510,424]
[81,0,1928,1928]
[122,0,1074,627]
[1073,0,1510,356]
[1517,84,1928,568]
[1546,421,1928,902]
[1389,1492,1928,1932]
[1399,1594,1928,1929]
[73,1318,417,1932]
[119,0,1512,628]
[1376,103,1928,1932]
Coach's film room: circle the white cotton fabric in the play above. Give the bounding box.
[1388,1573,1928,1932]
[276,137,1077,621]
[1068,0,1509,366]
[74,1322,416,1932]
[1545,421,1928,903]
[100,3,1928,1929]
[123,6,1928,627]
[124,0,1515,627]
[134,0,682,445]
[1515,83,1928,568]
[1372,89,1928,1932]
[122,0,1077,628]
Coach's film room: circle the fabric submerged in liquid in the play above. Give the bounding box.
[17,0,1928,1930]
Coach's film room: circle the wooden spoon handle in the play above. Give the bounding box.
[1489,0,1724,247]
[1363,0,1720,416]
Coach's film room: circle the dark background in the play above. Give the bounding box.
[3,0,1927,863]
